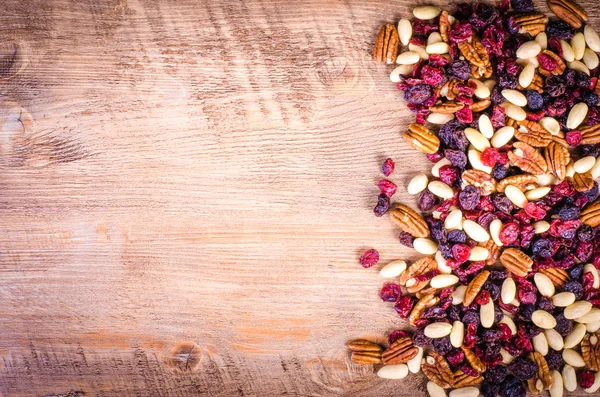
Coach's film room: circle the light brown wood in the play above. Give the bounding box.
[0,0,596,396]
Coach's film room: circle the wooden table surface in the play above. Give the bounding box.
[0,0,596,396]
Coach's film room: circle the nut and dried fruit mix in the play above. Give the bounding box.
[351,0,600,395]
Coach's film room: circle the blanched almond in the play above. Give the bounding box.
[398,19,412,46]
[413,5,441,20]
[544,328,564,351]
[536,32,548,50]
[567,102,588,129]
[428,113,454,124]
[584,48,600,70]
[490,219,504,247]
[562,365,577,392]
[587,320,600,332]
[436,250,452,274]
[564,323,587,349]
[449,387,479,397]
[533,220,550,234]
[574,156,596,173]
[396,51,421,65]
[505,185,528,208]
[591,157,600,179]
[564,301,593,319]
[560,40,575,62]
[566,160,575,178]
[469,246,489,261]
[571,32,585,60]
[424,322,452,338]
[501,347,514,364]
[426,42,449,55]
[585,25,600,52]
[553,292,576,307]
[550,370,563,397]
[450,320,464,348]
[569,60,590,75]
[427,32,443,45]
[563,349,585,367]
[414,238,438,255]
[518,63,535,88]
[427,381,447,397]
[429,180,454,199]
[502,89,528,107]
[463,220,490,242]
[532,310,557,329]
[501,278,517,304]
[407,346,423,373]
[390,65,414,82]
[534,273,555,297]
[481,300,494,328]
[408,173,429,195]
[380,260,407,278]
[584,263,600,288]
[526,187,551,201]
[431,274,459,288]
[533,332,548,355]
[444,208,463,231]
[575,308,600,324]
[464,128,490,151]
[378,364,409,379]
[478,114,494,138]
[432,158,452,178]
[539,117,561,135]
[491,126,515,148]
[501,103,526,121]
[516,41,541,59]
[536,173,556,186]
[451,285,467,305]
[470,79,491,99]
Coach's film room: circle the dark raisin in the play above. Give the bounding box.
[581,144,600,158]
[532,238,555,258]
[374,193,390,216]
[577,225,595,242]
[448,229,468,243]
[554,312,574,336]
[510,0,534,12]
[399,231,415,248]
[547,19,575,39]
[508,357,538,380]
[493,193,513,213]
[558,205,580,220]
[412,328,432,347]
[419,189,437,211]
[459,185,481,211]
[481,382,501,397]
[538,296,556,312]
[433,336,453,355]
[517,304,535,322]
[485,365,507,384]
[545,75,566,97]
[439,120,469,151]
[526,90,544,111]
[462,310,480,325]
[404,84,433,104]
[492,164,509,180]
[583,90,599,107]
[545,349,564,370]
[445,149,468,169]
[576,71,591,88]
[447,60,472,80]
[498,74,518,89]
[562,281,584,299]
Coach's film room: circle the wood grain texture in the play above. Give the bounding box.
[0,0,595,396]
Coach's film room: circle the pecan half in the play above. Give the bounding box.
[548,0,588,28]
[348,339,383,364]
[462,169,496,195]
[580,124,600,145]
[508,141,548,175]
[480,239,500,266]
[580,199,600,227]
[515,120,552,147]
[382,336,418,364]
[464,270,490,307]
[453,370,484,387]
[422,352,455,388]
[527,352,552,395]
[389,204,430,237]
[529,73,544,93]
[500,248,533,278]
[544,141,570,180]
[581,332,600,371]
[538,50,566,76]
[402,123,441,154]
[458,38,489,69]
[462,347,486,373]
[409,293,440,325]
[470,98,492,113]
[430,101,464,114]
[573,172,594,192]
[416,287,440,299]
[373,24,399,64]
[496,174,538,193]
[539,267,570,287]
[514,12,549,36]
[400,257,437,293]
[439,10,451,42]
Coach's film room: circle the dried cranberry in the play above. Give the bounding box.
[538,52,558,71]
[439,165,460,186]
[446,349,465,366]
[387,329,408,345]
[566,130,582,146]
[579,370,596,389]
[524,202,546,220]
[497,323,513,340]
[499,222,519,245]
[427,152,444,162]
[491,105,506,128]
[374,193,390,217]
[399,232,415,248]
[456,106,473,123]
[476,290,491,305]
[447,60,472,80]
[359,249,379,268]
[379,283,401,302]
[428,54,449,67]
[421,65,446,87]
[452,243,472,264]
[481,147,500,167]
[517,280,537,304]
[449,21,473,43]
[381,158,395,176]
[377,179,397,198]
[394,296,415,318]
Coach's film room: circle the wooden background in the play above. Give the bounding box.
[0,0,595,396]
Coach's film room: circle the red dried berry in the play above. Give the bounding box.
[446,349,465,366]
[524,202,546,220]
[465,261,485,275]
[566,130,582,146]
[456,95,474,105]
[382,158,395,176]
[452,243,472,264]
[491,105,506,128]
[578,370,596,389]
[439,165,460,186]
[497,323,513,340]
[428,54,449,67]
[394,296,415,318]
[526,109,546,121]
[517,279,537,304]
[456,106,473,123]
[378,179,398,197]
[359,249,379,268]
[449,21,473,43]
[427,152,445,162]
[499,222,519,245]
[538,53,558,71]
[480,147,500,167]
[421,65,446,87]
[388,330,409,345]
[379,283,401,302]
[475,289,491,305]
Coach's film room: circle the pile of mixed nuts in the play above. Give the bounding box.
[352,0,600,396]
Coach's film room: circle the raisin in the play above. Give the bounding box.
[510,0,533,12]
[387,329,408,345]
[545,349,564,370]
[404,84,433,104]
[381,158,395,176]
[374,193,390,217]
[547,19,575,39]
[508,357,538,380]
[526,90,544,111]
[485,365,507,384]
[459,185,481,211]
[399,232,415,248]
[500,376,526,397]
[447,60,472,80]
[419,189,437,211]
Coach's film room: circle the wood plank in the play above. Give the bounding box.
[0,0,596,395]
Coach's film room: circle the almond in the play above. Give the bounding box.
[451,321,465,348]
[464,128,490,151]
[564,323,587,348]
[449,387,479,397]
[516,41,542,59]
[562,349,585,367]
[491,126,515,148]
[532,310,557,329]
[585,25,600,52]
[408,346,424,373]
[463,220,490,242]
[544,329,564,351]
[425,322,453,338]
[429,180,454,199]
[380,260,407,278]
[490,219,504,247]
[377,364,409,379]
[414,238,438,255]
[430,274,459,289]
[478,114,494,138]
[566,102,588,129]
[408,173,429,195]
[502,89,528,106]
[534,273,555,297]
[564,301,593,319]
[549,370,563,397]
[398,19,412,46]
[413,6,441,20]
[533,333,549,355]
[501,277,517,304]
[560,39,575,62]
[562,364,577,392]
[553,292,576,307]
[584,48,600,70]
[427,381,447,397]
[519,63,536,88]
[505,185,529,208]
[571,32,585,60]
[481,300,494,328]
[396,51,421,65]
